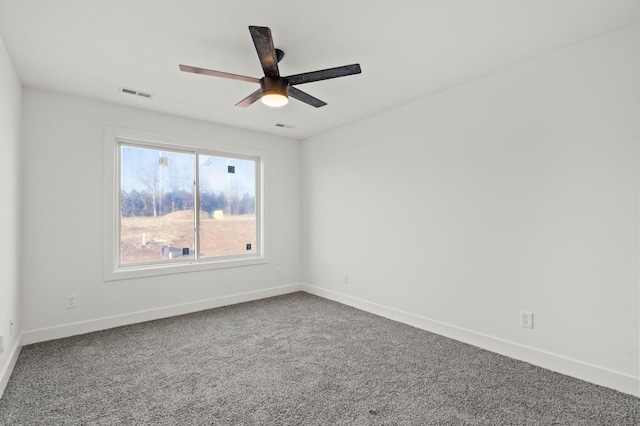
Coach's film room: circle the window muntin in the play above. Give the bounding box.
[117,141,260,269]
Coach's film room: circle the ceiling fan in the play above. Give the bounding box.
[179,25,362,108]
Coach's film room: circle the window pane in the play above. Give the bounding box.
[120,145,195,265]
[199,155,256,258]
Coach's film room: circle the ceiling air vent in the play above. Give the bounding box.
[275,123,294,129]
[120,87,154,99]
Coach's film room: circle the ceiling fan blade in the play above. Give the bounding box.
[235,89,262,107]
[179,64,260,84]
[289,87,327,108]
[285,64,361,85]
[249,26,280,78]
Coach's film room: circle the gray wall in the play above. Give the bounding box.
[302,24,640,395]
[20,89,303,341]
[0,34,22,393]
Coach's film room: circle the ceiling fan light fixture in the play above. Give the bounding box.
[260,77,289,107]
[261,92,289,107]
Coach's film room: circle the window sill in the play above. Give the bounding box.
[104,255,268,281]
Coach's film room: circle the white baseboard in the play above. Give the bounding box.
[301,283,639,397]
[0,334,22,399]
[22,284,303,346]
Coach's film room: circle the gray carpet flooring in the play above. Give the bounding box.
[0,292,638,425]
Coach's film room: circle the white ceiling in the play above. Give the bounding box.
[1,1,639,140]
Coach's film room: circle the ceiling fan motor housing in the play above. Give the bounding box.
[261,76,289,98]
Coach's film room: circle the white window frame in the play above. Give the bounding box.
[104,126,268,281]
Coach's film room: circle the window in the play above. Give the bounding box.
[104,127,266,280]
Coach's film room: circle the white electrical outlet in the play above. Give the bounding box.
[66,295,77,309]
[9,319,14,335]
[342,273,348,285]
[520,311,534,329]
[276,267,282,277]
[0,333,4,354]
